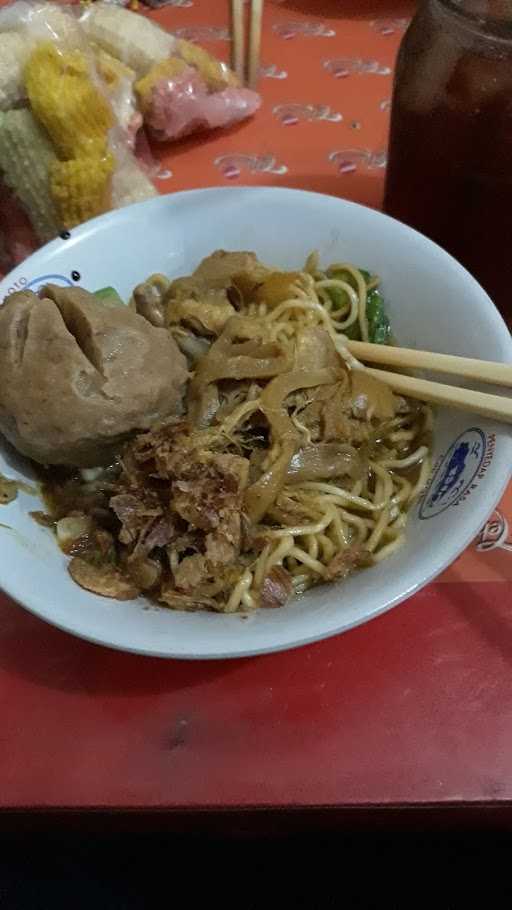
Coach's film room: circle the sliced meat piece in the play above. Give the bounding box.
[173,552,210,592]
[173,477,220,531]
[205,524,237,567]
[212,453,250,489]
[260,566,293,609]
[322,406,373,445]
[68,557,139,600]
[324,546,370,582]
[143,516,176,551]
[267,493,314,529]
[130,515,177,562]
[206,509,242,569]
[112,424,250,603]
[172,452,249,533]
[292,383,338,443]
[109,488,176,562]
[129,420,188,472]
[109,492,162,545]
[159,587,218,612]
[322,383,373,444]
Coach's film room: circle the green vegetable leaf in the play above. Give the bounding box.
[320,265,391,345]
[324,267,362,314]
[93,286,124,308]
[366,287,391,345]
[327,266,373,289]
[343,320,362,341]
[326,284,349,311]
[327,267,356,290]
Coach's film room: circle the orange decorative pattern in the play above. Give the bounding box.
[144,1,409,208]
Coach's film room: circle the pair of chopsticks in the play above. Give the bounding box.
[231,0,263,89]
[345,340,512,424]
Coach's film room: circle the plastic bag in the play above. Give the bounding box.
[0,1,156,269]
[80,2,261,141]
[136,62,261,142]
[0,0,260,272]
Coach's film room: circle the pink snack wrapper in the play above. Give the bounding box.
[142,68,261,142]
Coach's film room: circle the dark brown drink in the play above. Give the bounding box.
[384,1,512,325]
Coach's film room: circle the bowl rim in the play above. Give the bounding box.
[1,186,511,659]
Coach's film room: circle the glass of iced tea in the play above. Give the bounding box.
[384,1,512,326]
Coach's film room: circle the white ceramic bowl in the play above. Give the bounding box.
[1,188,511,659]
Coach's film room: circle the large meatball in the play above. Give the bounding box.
[0,284,188,466]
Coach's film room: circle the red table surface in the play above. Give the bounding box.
[1,580,512,811]
[1,0,512,816]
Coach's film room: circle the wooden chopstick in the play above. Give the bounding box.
[367,367,512,424]
[346,340,512,388]
[247,0,263,89]
[230,0,245,83]
[231,0,263,88]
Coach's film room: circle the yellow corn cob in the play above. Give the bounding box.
[0,109,60,242]
[24,42,117,229]
[176,39,240,91]
[135,57,188,113]
[111,154,157,209]
[80,3,175,77]
[50,153,114,229]
[25,42,114,161]
[0,33,29,111]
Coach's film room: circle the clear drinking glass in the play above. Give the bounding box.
[384,1,512,325]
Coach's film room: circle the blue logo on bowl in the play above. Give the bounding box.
[26,274,73,293]
[419,428,492,520]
